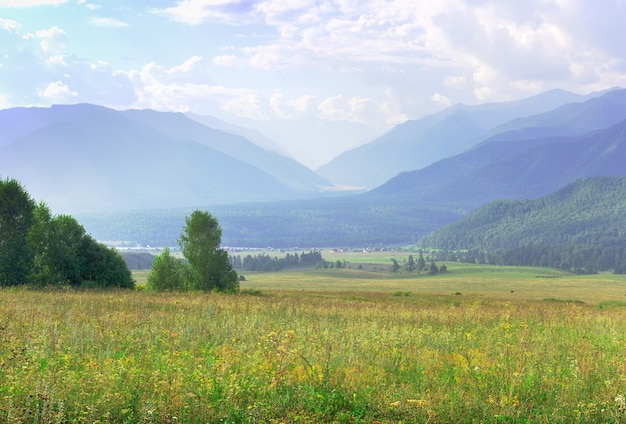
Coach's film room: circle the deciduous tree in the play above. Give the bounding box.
[147,247,186,291]
[178,210,238,292]
[0,178,35,286]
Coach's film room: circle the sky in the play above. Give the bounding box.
[1,0,625,169]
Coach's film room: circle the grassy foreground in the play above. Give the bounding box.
[1,279,626,423]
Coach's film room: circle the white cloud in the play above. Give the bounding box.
[444,75,467,89]
[221,92,264,120]
[474,86,497,102]
[0,18,20,32]
[169,56,203,74]
[83,2,100,10]
[268,92,315,118]
[213,54,238,66]
[89,17,129,27]
[46,54,67,66]
[287,94,314,113]
[0,0,68,6]
[38,80,77,100]
[431,93,452,106]
[150,0,251,25]
[380,88,409,125]
[318,94,373,123]
[0,93,10,108]
[35,26,68,54]
[126,58,266,119]
[147,0,626,118]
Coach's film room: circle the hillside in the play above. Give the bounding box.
[316,88,608,189]
[368,92,626,212]
[420,176,626,272]
[0,104,331,213]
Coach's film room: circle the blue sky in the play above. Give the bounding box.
[1,0,625,168]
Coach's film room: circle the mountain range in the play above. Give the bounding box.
[316,88,615,189]
[0,104,331,213]
[367,89,626,211]
[2,87,626,248]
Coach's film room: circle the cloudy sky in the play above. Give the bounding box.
[1,0,625,168]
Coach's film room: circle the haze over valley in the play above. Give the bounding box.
[2,87,624,254]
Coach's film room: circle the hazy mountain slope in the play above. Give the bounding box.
[475,88,626,145]
[0,103,102,147]
[0,104,298,213]
[122,109,330,191]
[185,112,289,156]
[419,176,626,251]
[369,117,626,211]
[316,89,605,189]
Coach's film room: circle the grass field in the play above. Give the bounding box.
[2,254,626,423]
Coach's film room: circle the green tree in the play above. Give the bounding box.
[178,210,238,292]
[0,178,35,286]
[391,258,400,273]
[79,236,134,289]
[147,247,186,291]
[428,261,439,275]
[417,252,426,275]
[29,203,84,286]
[407,255,415,272]
[27,202,133,289]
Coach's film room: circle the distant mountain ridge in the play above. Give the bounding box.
[368,89,626,212]
[185,112,290,156]
[7,88,626,248]
[0,104,331,213]
[317,88,615,189]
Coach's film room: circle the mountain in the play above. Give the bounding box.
[420,176,626,250]
[185,112,291,157]
[316,88,611,189]
[121,108,330,192]
[418,176,626,272]
[368,90,626,212]
[474,88,626,145]
[0,104,330,213]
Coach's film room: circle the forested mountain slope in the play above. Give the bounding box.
[420,176,626,272]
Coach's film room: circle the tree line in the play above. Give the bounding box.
[390,252,447,275]
[229,250,324,272]
[0,178,133,288]
[430,246,626,275]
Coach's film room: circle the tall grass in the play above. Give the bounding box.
[1,287,625,423]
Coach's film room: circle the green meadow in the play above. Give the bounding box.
[2,252,626,423]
